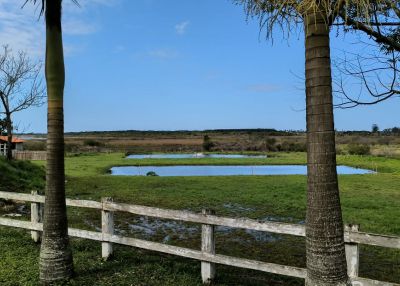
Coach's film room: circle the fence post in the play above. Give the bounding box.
[102,197,114,261]
[31,190,42,243]
[345,224,360,278]
[201,209,216,285]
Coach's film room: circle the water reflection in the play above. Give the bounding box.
[111,165,374,177]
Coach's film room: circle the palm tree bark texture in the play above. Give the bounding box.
[39,0,74,284]
[304,8,349,286]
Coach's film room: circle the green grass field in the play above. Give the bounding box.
[0,152,399,285]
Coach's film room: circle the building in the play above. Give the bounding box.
[0,136,25,156]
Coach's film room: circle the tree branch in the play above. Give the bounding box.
[338,11,400,52]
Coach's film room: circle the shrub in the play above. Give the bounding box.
[264,137,277,151]
[277,141,307,152]
[83,139,102,147]
[65,143,80,153]
[202,135,214,152]
[24,141,46,151]
[336,146,346,155]
[348,144,370,155]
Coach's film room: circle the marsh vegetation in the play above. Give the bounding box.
[0,152,399,285]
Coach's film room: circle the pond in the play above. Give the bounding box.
[126,153,267,159]
[110,165,374,177]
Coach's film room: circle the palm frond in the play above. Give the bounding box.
[22,0,44,15]
[23,0,80,16]
[234,0,389,38]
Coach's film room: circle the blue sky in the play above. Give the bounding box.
[1,0,398,132]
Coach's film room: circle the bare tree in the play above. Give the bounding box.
[334,43,400,108]
[332,1,400,107]
[337,1,400,53]
[0,45,45,160]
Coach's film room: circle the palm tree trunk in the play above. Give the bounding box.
[39,0,73,283]
[304,10,349,286]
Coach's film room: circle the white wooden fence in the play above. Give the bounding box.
[0,191,399,286]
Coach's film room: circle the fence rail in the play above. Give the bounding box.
[0,191,399,286]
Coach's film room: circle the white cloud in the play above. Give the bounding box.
[0,0,117,58]
[0,1,44,57]
[175,21,190,35]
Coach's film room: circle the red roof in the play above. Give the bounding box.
[0,136,24,143]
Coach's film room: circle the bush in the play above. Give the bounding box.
[65,143,80,153]
[83,139,102,147]
[24,141,46,151]
[348,144,370,155]
[202,135,214,152]
[277,141,307,152]
[264,137,277,151]
[336,146,346,155]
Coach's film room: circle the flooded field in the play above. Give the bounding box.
[111,165,374,176]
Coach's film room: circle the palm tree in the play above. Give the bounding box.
[26,0,74,283]
[235,1,385,285]
[303,6,348,284]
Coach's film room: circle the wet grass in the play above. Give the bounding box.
[0,226,306,286]
[0,152,399,285]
